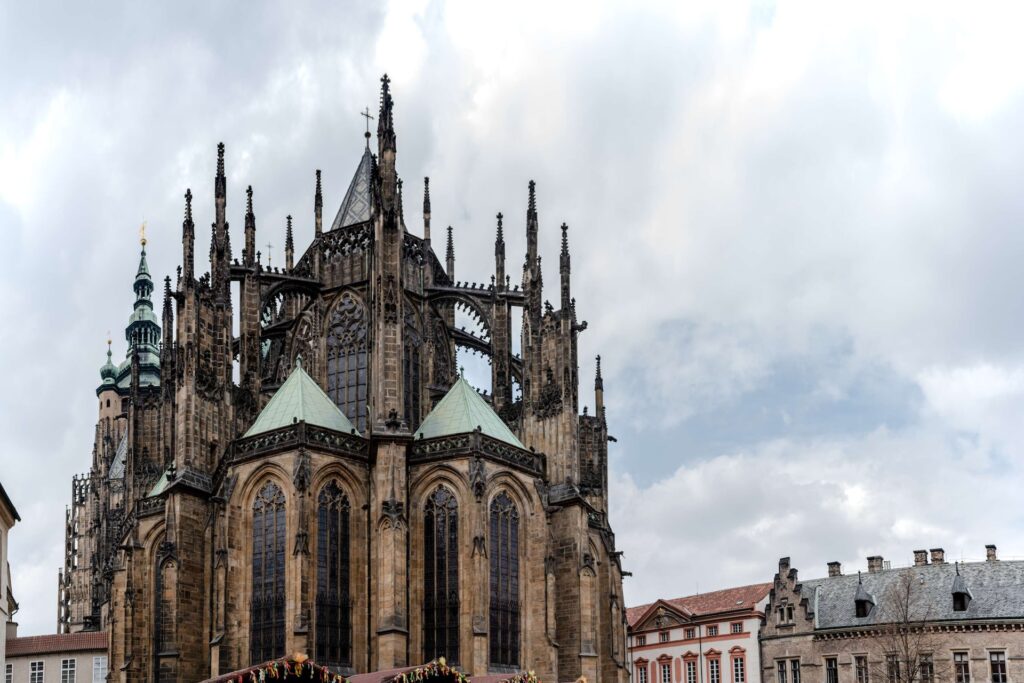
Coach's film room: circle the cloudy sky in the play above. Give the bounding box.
[3,0,1024,636]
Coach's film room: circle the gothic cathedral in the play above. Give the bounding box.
[60,76,627,683]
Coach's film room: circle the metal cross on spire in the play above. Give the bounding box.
[265,241,273,266]
[361,106,374,145]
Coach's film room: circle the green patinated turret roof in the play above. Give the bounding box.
[416,377,524,448]
[244,360,359,437]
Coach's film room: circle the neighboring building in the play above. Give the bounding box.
[627,584,771,683]
[0,481,20,676]
[6,632,108,683]
[59,75,628,683]
[761,547,1024,683]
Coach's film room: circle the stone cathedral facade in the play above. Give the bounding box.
[59,76,628,683]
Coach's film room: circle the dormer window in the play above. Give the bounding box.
[854,573,875,618]
[952,562,972,612]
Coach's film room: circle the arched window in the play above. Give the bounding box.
[251,481,286,665]
[404,310,422,428]
[424,486,459,664]
[315,481,352,669]
[326,294,368,432]
[489,492,520,668]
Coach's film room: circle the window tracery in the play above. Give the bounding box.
[315,481,352,669]
[326,294,368,432]
[423,486,459,664]
[251,481,286,665]
[489,491,520,668]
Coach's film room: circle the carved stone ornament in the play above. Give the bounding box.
[469,456,486,502]
[581,552,596,573]
[381,498,405,529]
[534,366,563,418]
[385,408,401,431]
[292,449,311,492]
[293,529,309,557]
[382,274,398,324]
[195,348,221,400]
[472,534,487,558]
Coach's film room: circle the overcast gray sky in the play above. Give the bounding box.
[3,0,1024,636]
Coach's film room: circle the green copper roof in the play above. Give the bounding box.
[148,467,170,497]
[416,377,524,448]
[244,359,359,437]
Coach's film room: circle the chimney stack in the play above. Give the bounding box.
[779,557,791,575]
[930,548,945,564]
[867,556,884,574]
[913,550,929,566]
[986,544,998,562]
[827,561,842,577]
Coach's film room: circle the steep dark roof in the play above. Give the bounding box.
[6,631,107,656]
[0,480,19,521]
[627,583,771,628]
[331,145,372,230]
[800,560,1024,629]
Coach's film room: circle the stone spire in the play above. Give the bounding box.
[124,228,161,388]
[422,177,431,242]
[377,74,398,211]
[446,225,455,280]
[182,189,194,282]
[560,222,571,311]
[314,169,323,237]
[495,212,506,291]
[244,185,256,267]
[595,354,604,418]
[284,215,294,270]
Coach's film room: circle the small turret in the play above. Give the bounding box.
[98,338,117,395]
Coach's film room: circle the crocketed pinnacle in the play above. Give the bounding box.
[184,188,193,225]
[423,177,431,214]
[528,179,537,217]
[246,185,254,217]
[595,354,603,391]
[285,215,294,252]
[446,225,454,261]
[496,212,504,243]
[314,170,322,211]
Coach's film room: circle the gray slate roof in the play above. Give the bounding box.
[108,430,127,480]
[801,560,1024,629]
[330,145,372,230]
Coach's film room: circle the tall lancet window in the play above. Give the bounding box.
[424,486,459,664]
[251,481,286,665]
[404,311,422,428]
[315,481,352,669]
[326,293,368,432]
[489,492,520,668]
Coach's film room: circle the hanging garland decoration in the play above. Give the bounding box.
[390,658,469,683]
[230,654,348,683]
[499,672,540,683]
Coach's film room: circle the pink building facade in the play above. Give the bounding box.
[627,584,771,683]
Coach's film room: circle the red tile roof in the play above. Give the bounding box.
[6,632,107,657]
[626,583,772,628]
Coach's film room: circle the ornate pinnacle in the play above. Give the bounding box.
[285,215,294,251]
[561,223,569,255]
[423,177,431,214]
[528,180,537,216]
[595,355,603,389]
[446,225,454,261]
[246,185,253,217]
[314,170,322,210]
[184,189,193,223]
[216,142,225,178]
[164,275,171,301]
[496,213,504,242]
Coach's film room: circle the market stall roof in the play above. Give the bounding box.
[204,658,538,683]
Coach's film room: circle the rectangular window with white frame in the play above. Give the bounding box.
[731,622,743,634]
[707,625,719,636]
[636,635,646,646]
[660,631,670,643]
[954,652,970,683]
[638,665,649,683]
[990,652,1006,683]
[791,659,801,683]
[62,658,77,683]
[686,660,697,683]
[4,663,11,683]
[662,662,672,683]
[855,656,869,683]
[93,656,109,683]
[825,657,838,683]
[685,628,695,640]
[777,661,787,683]
[710,658,721,683]
[733,656,745,683]
[30,661,44,683]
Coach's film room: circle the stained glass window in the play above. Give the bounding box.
[251,481,286,665]
[489,492,520,668]
[424,486,459,664]
[326,294,368,432]
[316,481,352,669]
